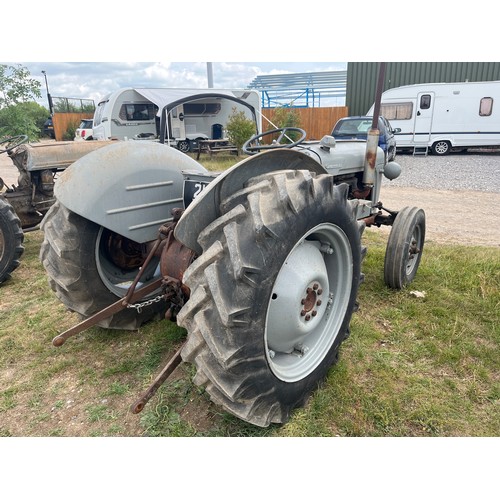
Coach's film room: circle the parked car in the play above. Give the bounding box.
[43,117,55,139]
[75,119,94,141]
[331,115,399,161]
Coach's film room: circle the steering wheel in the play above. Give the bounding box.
[242,127,307,155]
[0,135,28,154]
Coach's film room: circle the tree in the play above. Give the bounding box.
[266,106,302,141]
[0,64,41,109]
[0,101,49,139]
[225,107,256,153]
[0,64,42,140]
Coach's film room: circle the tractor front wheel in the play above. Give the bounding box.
[384,206,426,289]
[177,170,365,427]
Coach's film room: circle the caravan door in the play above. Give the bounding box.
[170,105,186,141]
[413,92,435,145]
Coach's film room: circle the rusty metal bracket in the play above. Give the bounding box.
[51,215,178,347]
[51,277,164,347]
[130,344,185,414]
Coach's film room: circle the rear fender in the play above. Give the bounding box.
[174,148,327,255]
[55,141,208,243]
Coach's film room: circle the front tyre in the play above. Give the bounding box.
[177,170,364,427]
[384,206,426,289]
[0,197,24,284]
[40,201,165,329]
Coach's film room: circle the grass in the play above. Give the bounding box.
[0,153,498,437]
[0,228,498,437]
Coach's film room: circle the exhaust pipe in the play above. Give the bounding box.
[363,62,386,187]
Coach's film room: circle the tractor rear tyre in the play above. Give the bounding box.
[177,170,365,427]
[0,197,24,284]
[384,206,426,289]
[40,201,165,329]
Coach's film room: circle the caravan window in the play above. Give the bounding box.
[183,102,221,116]
[479,97,493,116]
[119,103,158,121]
[420,94,432,109]
[380,102,413,120]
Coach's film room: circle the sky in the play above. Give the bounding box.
[8,61,348,110]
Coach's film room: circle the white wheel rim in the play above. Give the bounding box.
[265,223,353,382]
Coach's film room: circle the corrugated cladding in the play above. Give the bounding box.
[346,62,500,116]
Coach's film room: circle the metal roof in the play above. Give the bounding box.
[247,71,347,108]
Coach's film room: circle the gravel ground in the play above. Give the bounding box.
[377,149,500,247]
[383,149,500,193]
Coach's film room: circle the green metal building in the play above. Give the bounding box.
[346,62,500,116]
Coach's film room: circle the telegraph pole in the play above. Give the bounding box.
[207,62,214,88]
[41,70,54,115]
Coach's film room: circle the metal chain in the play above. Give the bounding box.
[126,294,165,314]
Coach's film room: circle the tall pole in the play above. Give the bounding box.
[206,62,214,88]
[41,70,54,115]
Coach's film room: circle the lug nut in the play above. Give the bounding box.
[317,300,322,306]
[305,314,311,321]
[312,310,317,317]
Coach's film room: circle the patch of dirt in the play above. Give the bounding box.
[378,185,500,248]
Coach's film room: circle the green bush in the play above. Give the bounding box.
[225,107,256,153]
[63,120,79,141]
[0,102,49,141]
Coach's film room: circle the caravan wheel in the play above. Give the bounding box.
[177,140,190,153]
[431,140,451,155]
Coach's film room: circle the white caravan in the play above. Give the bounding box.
[92,88,261,152]
[366,81,500,154]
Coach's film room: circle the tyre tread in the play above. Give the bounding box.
[178,170,363,426]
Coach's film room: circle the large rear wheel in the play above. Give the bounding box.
[40,201,165,329]
[0,197,24,284]
[177,170,365,427]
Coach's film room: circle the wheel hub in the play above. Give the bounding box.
[301,283,323,320]
[267,240,329,354]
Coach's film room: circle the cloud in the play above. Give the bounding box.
[2,61,349,110]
